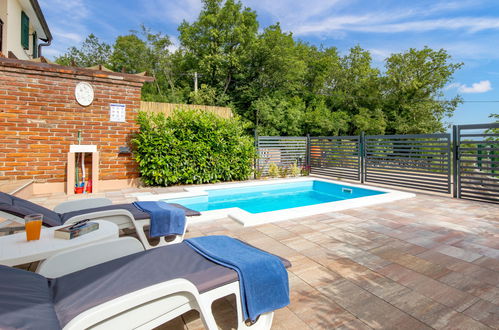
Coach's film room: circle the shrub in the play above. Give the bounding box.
[268,163,279,178]
[290,162,301,177]
[279,166,289,178]
[132,110,255,186]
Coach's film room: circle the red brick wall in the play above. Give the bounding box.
[0,58,153,184]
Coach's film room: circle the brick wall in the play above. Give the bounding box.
[0,57,153,188]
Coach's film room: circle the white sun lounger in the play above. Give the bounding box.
[1,237,290,330]
[0,192,199,249]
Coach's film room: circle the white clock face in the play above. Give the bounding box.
[75,82,94,106]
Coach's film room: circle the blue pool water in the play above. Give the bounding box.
[163,180,385,214]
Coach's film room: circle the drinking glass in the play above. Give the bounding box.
[25,214,43,241]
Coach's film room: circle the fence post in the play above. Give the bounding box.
[254,130,259,179]
[452,125,459,198]
[360,132,365,183]
[306,134,311,169]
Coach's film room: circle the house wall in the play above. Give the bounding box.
[0,57,154,194]
[3,0,38,60]
[0,0,8,54]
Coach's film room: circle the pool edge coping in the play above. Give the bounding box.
[137,177,415,226]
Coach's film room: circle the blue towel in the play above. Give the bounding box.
[185,235,289,322]
[133,201,186,238]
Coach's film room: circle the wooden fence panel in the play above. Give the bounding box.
[140,101,233,118]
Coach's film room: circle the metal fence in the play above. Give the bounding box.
[256,136,307,175]
[364,134,451,193]
[257,123,499,204]
[454,123,499,203]
[310,136,361,181]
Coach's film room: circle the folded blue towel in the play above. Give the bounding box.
[185,235,289,322]
[133,201,186,238]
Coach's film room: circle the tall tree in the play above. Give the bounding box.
[383,47,463,134]
[55,34,112,67]
[300,46,341,100]
[111,26,178,102]
[54,2,464,137]
[110,34,148,73]
[252,95,304,136]
[485,113,499,140]
[178,0,258,104]
[322,46,383,135]
[237,24,307,123]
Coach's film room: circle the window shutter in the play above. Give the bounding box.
[32,31,38,58]
[21,11,29,49]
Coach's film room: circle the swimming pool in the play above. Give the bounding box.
[164,180,385,213]
[137,178,414,226]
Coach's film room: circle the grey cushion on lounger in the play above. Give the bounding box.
[60,203,200,224]
[51,242,290,328]
[0,242,290,329]
[0,191,201,228]
[0,191,62,226]
[0,265,61,330]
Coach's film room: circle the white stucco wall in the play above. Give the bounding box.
[0,0,7,55]
[4,0,38,60]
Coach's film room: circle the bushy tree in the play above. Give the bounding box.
[178,0,258,102]
[55,1,464,137]
[252,95,304,136]
[304,99,349,136]
[383,47,463,134]
[485,114,499,140]
[236,24,306,123]
[110,34,149,73]
[55,34,111,67]
[352,108,387,135]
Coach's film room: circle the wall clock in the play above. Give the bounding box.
[75,82,94,106]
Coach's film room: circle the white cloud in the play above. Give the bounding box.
[168,36,180,53]
[38,0,91,58]
[143,0,202,24]
[245,0,345,23]
[293,15,499,36]
[368,48,393,62]
[293,14,378,35]
[39,0,89,19]
[446,82,461,90]
[51,29,83,43]
[356,17,499,34]
[242,0,499,37]
[456,80,493,93]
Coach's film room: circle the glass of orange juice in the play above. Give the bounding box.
[24,214,43,241]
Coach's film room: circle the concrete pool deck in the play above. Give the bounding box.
[10,181,499,329]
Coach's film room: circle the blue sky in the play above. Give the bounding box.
[39,0,499,127]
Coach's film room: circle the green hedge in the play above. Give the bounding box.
[132,110,255,186]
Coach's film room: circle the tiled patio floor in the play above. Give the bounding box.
[33,186,499,329]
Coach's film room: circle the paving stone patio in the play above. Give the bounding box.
[31,185,499,329]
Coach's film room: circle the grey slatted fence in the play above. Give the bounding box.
[364,134,451,193]
[257,136,307,175]
[454,123,499,203]
[257,126,498,204]
[309,136,361,180]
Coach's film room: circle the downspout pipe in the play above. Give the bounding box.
[30,0,53,58]
[38,38,51,58]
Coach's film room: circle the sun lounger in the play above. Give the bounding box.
[0,192,200,249]
[1,237,291,330]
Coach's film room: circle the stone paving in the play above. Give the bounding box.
[31,185,499,329]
